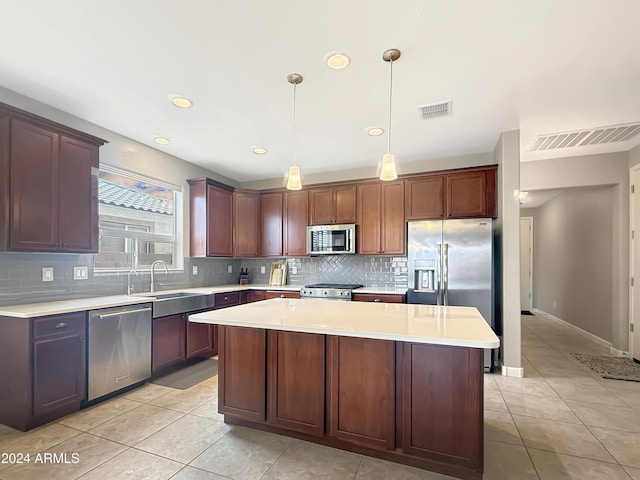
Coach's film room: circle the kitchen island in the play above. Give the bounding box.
[189,299,499,480]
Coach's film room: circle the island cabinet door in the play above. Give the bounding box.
[218,326,267,422]
[267,331,325,436]
[402,343,483,471]
[327,336,396,450]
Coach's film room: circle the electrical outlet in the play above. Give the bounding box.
[192,265,199,275]
[227,265,233,274]
[260,266,266,274]
[292,266,298,275]
[73,266,88,280]
[42,267,54,282]
[553,301,557,309]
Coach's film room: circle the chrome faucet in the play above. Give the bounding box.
[127,269,139,296]
[150,260,168,293]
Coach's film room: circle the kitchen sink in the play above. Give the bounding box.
[145,291,215,318]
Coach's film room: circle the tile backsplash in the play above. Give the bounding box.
[0,252,407,307]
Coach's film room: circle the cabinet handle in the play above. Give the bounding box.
[374,299,381,302]
[280,294,286,298]
[224,296,229,300]
[55,322,67,329]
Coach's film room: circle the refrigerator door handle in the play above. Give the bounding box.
[436,243,442,305]
[443,242,449,306]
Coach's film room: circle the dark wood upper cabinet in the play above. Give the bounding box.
[233,190,260,257]
[405,166,497,221]
[309,185,356,225]
[283,190,308,257]
[0,104,104,253]
[260,192,283,257]
[188,178,234,257]
[446,169,496,218]
[406,176,444,220]
[357,181,405,256]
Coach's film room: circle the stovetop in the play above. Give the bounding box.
[304,283,364,289]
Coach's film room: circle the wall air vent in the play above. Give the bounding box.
[417,100,452,120]
[529,122,640,152]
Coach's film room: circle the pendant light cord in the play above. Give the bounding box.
[293,81,297,167]
[387,58,393,154]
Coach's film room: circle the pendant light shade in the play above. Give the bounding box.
[380,48,401,181]
[286,165,302,190]
[380,152,398,181]
[285,73,303,190]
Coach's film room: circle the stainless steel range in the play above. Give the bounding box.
[300,283,364,301]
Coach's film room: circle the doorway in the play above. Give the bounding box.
[520,217,533,312]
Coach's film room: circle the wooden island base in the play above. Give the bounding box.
[218,326,484,480]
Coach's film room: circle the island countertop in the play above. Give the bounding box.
[189,298,499,349]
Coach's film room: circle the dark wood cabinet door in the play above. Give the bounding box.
[58,136,99,252]
[352,293,405,303]
[357,184,382,255]
[33,332,85,416]
[402,343,483,470]
[234,191,260,257]
[207,184,233,257]
[309,188,333,225]
[247,290,266,303]
[186,321,214,358]
[268,331,325,436]
[327,336,395,450]
[219,326,266,421]
[406,176,444,220]
[283,190,308,256]
[152,314,186,371]
[10,119,59,251]
[264,290,300,299]
[334,185,357,224]
[381,181,406,255]
[446,171,488,218]
[260,192,283,257]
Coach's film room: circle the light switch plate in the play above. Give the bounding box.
[42,267,54,282]
[227,265,233,274]
[192,265,198,275]
[292,266,298,275]
[260,266,266,274]
[73,266,88,280]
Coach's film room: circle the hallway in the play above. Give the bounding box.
[485,313,640,479]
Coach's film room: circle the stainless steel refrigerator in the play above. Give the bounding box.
[407,219,495,371]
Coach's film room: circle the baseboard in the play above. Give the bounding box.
[610,346,630,358]
[501,365,524,378]
[530,308,612,349]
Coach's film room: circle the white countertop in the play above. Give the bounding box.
[189,298,499,349]
[0,283,408,318]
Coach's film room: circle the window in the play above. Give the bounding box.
[95,166,182,271]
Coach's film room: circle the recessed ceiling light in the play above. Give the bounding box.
[252,146,268,154]
[366,127,384,136]
[153,137,171,145]
[167,94,193,108]
[324,52,351,70]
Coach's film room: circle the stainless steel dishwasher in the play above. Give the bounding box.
[87,304,152,401]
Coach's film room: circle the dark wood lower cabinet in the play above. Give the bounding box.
[219,326,267,421]
[327,336,395,450]
[268,330,324,436]
[152,314,186,371]
[402,343,483,470]
[186,321,214,359]
[218,327,484,480]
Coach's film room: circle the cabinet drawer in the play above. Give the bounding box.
[265,290,300,299]
[33,313,86,339]
[352,293,405,303]
[215,291,240,308]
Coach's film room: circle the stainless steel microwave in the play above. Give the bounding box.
[306,224,356,255]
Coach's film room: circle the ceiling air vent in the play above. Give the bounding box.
[529,122,640,152]
[417,100,451,120]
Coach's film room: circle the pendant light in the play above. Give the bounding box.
[285,73,303,190]
[380,48,401,181]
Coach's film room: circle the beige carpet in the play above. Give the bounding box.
[571,353,640,382]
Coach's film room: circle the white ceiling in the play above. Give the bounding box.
[1,0,639,183]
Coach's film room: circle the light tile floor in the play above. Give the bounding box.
[1,313,640,479]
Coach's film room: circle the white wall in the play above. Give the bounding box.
[630,143,640,168]
[521,152,630,352]
[0,86,236,259]
[494,130,521,373]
